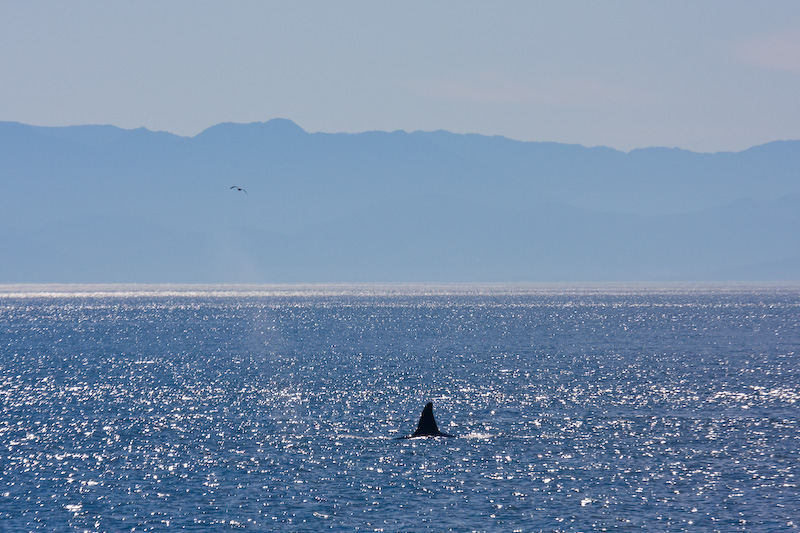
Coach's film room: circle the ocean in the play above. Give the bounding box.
[1,284,798,532]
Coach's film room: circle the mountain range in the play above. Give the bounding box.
[1,118,798,282]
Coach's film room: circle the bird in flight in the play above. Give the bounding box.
[230,186,248,195]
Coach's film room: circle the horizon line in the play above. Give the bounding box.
[3,118,797,155]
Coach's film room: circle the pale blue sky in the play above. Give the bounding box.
[1,1,799,152]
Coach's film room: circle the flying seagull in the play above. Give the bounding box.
[230,186,248,195]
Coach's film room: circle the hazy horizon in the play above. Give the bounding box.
[3,3,799,283]
[2,120,798,283]
[2,1,800,152]
[15,117,800,155]
[8,117,799,155]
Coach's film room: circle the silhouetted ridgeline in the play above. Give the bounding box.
[1,119,798,282]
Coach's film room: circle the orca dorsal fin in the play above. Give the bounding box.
[401,402,455,438]
[414,402,439,435]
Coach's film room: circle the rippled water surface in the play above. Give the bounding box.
[1,284,799,531]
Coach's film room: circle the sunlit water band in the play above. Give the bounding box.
[1,285,798,531]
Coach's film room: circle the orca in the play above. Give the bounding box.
[398,402,455,439]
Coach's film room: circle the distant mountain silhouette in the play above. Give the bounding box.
[1,119,798,282]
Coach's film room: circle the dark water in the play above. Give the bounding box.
[1,284,799,532]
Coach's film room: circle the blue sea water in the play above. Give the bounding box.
[0,284,799,532]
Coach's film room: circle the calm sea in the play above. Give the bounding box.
[1,284,798,532]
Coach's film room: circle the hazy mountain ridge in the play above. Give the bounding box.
[1,119,798,282]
